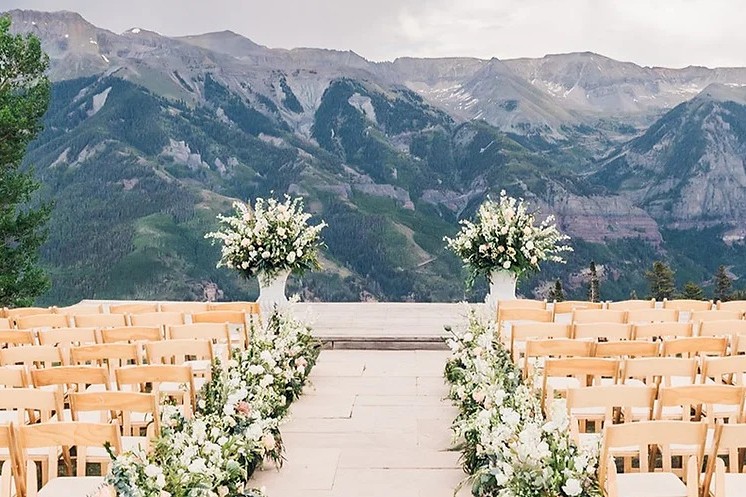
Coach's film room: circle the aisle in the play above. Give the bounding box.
[251,350,468,497]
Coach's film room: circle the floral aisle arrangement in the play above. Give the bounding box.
[205,196,327,285]
[106,308,321,497]
[445,191,571,303]
[444,312,601,497]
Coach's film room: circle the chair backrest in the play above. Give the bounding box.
[0,318,10,329]
[158,302,210,314]
[625,308,679,324]
[73,313,127,329]
[621,357,698,387]
[542,358,619,411]
[109,303,160,315]
[655,385,745,423]
[663,298,713,311]
[37,327,97,347]
[699,319,746,338]
[0,388,63,424]
[69,391,160,437]
[706,423,746,472]
[0,366,28,387]
[573,323,632,341]
[99,326,162,344]
[607,299,656,310]
[632,322,693,340]
[115,365,196,417]
[129,312,185,328]
[661,336,728,358]
[593,340,660,358]
[599,421,706,481]
[567,384,657,423]
[191,310,247,325]
[5,308,52,320]
[31,366,110,394]
[16,422,122,480]
[208,301,262,314]
[0,345,65,369]
[53,304,103,315]
[145,339,213,366]
[69,343,140,374]
[168,323,234,348]
[523,338,594,380]
[691,310,742,323]
[717,300,746,313]
[14,314,70,330]
[509,323,571,360]
[553,300,603,315]
[571,309,626,324]
[701,355,746,386]
[0,330,36,346]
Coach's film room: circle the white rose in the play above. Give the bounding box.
[262,250,271,259]
[503,261,511,269]
[287,252,296,263]
[562,477,583,497]
[262,433,277,451]
[525,240,535,250]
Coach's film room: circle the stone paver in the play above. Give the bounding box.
[251,350,469,497]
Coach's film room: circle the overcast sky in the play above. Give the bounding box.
[5,0,746,68]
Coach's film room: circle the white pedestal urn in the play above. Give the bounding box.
[486,269,517,312]
[257,269,291,315]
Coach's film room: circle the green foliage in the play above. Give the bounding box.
[0,15,52,306]
[714,265,733,302]
[646,260,676,300]
[547,279,565,302]
[680,281,704,300]
[587,261,600,303]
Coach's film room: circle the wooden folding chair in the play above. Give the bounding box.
[625,308,679,324]
[599,421,705,497]
[99,326,162,345]
[69,391,160,455]
[701,356,746,386]
[522,338,594,381]
[607,299,656,311]
[53,304,103,316]
[692,310,742,323]
[572,309,626,324]
[109,302,159,315]
[655,385,744,424]
[115,365,196,419]
[37,327,97,347]
[73,313,127,329]
[661,337,728,359]
[497,308,553,344]
[566,384,656,440]
[208,301,262,315]
[633,322,694,340]
[509,322,571,363]
[541,357,619,412]
[0,346,66,370]
[191,311,249,347]
[4,308,52,322]
[0,330,35,347]
[168,323,237,357]
[621,357,698,388]
[159,302,210,314]
[69,344,140,379]
[594,340,660,359]
[15,422,121,496]
[705,423,746,497]
[553,300,604,315]
[31,366,112,398]
[0,366,28,388]
[699,321,746,352]
[129,312,185,328]
[716,300,746,314]
[664,299,713,312]
[573,323,632,341]
[145,339,214,385]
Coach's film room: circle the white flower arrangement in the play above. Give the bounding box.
[106,308,321,497]
[444,311,601,497]
[445,191,572,285]
[206,196,327,284]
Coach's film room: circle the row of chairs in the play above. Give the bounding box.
[1,309,256,332]
[1,301,260,320]
[1,421,125,497]
[499,298,745,313]
[498,307,746,328]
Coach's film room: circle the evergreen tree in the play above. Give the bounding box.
[645,261,676,300]
[588,261,600,302]
[547,279,565,302]
[629,289,639,300]
[0,15,52,306]
[714,265,733,302]
[681,281,704,300]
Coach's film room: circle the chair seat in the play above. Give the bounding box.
[712,472,746,497]
[37,476,111,497]
[615,472,688,497]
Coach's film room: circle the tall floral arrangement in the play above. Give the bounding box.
[445,191,571,285]
[444,311,601,497]
[206,196,327,284]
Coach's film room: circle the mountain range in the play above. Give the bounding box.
[7,9,746,303]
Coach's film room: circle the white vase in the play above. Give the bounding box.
[257,269,290,315]
[486,269,517,311]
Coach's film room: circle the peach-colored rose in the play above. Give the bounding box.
[235,401,251,415]
[472,389,486,404]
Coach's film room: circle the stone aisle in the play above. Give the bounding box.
[251,349,469,497]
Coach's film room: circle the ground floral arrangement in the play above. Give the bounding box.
[206,196,326,285]
[444,311,601,497]
[445,191,571,285]
[106,308,321,497]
